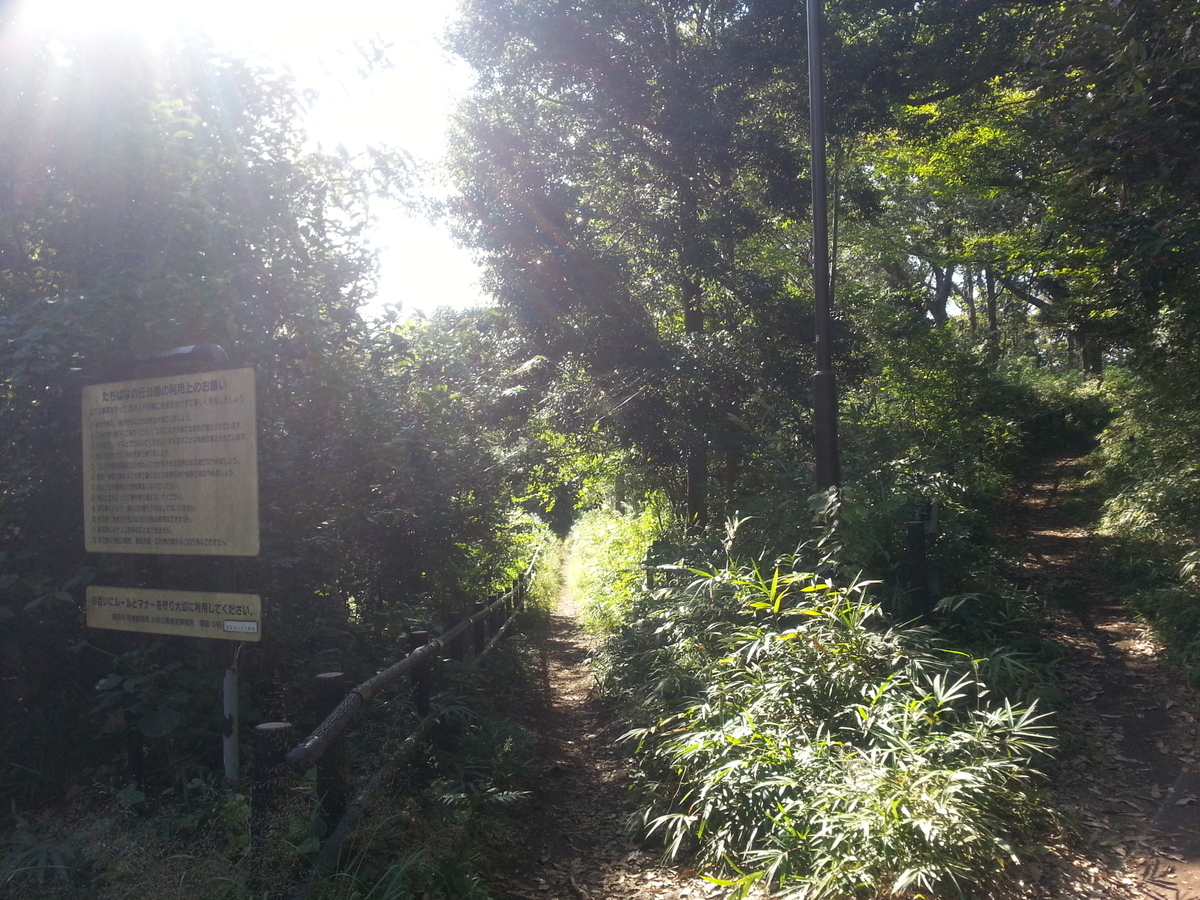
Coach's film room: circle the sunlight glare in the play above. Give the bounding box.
[11,0,181,42]
[5,0,485,317]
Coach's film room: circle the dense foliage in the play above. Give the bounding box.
[446,0,1055,528]
[0,25,539,811]
[615,560,1054,899]
[443,0,1200,895]
[4,0,1200,896]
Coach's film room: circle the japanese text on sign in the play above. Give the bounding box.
[85,586,262,642]
[82,368,259,556]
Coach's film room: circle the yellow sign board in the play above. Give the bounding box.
[82,368,259,556]
[86,586,262,641]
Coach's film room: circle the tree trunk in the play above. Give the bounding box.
[686,443,708,532]
[1069,329,1103,375]
[983,268,1000,366]
[984,268,999,334]
[962,269,978,333]
[928,266,952,325]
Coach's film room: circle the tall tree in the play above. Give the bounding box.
[1021,0,1200,363]
[449,0,1048,520]
[0,24,524,790]
[452,0,764,527]
[0,30,387,575]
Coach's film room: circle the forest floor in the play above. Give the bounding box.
[996,445,1200,900]
[489,549,728,900]
[492,446,1200,900]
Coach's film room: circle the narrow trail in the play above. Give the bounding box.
[1004,446,1200,900]
[494,550,718,900]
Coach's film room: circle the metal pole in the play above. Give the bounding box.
[223,647,240,783]
[218,557,240,783]
[808,0,840,490]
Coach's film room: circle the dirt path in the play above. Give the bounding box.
[493,551,718,900]
[1004,447,1200,900]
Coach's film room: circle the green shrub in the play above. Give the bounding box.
[1084,359,1200,674]
[1125,581,1200,679]
[614,559,1056,899]
[1096,363,1200,544]
[567,496,668,632]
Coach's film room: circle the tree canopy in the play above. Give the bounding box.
[4,2,1200,895]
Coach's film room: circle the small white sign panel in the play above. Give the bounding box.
[82,367,259,556]
[86,586,262,642]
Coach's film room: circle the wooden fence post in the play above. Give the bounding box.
[314,673,347,828]
[906,520,930,620]
[445,611,465,661]
[409,631,432,716]
[251,721,293,846]
[123,708,145,793]
[473,601,486,657]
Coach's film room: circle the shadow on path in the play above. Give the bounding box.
[493,551,721,900]
[1007,448,1200,900]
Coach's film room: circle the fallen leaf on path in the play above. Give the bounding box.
[1104,797,1144,810]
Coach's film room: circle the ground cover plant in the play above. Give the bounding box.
[1084,355,1200,679]
[591,518,1057,899]
[631,567,1053,897]
[0,625,546,900]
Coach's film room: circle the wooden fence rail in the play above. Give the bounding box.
[251,551,540,900]
[286,578,525,769]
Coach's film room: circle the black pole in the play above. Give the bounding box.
[906,521,931,620]
[808,0,840,491]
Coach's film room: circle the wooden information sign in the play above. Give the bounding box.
[85,586,262,642]
[82,367,259,556]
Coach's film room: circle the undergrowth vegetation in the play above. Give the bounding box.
[1089,356,1200,677]
[568,497,669,632]
[593,533,1055,899]
[566,351,1089,898]
[0,632,545,900]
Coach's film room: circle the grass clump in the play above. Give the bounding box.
[607,556,1056,899]
[1084,361,1200,678]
